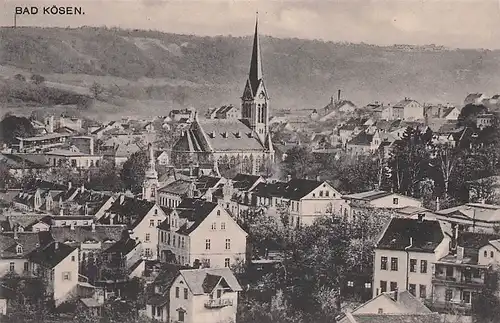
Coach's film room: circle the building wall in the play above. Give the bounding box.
[403,102,424,121]
[132,204,166,260]
[169,275,193,323]
[190,282,238,323]
[53,247,79,306]
[188,205,247,268]
[0,258,28,277]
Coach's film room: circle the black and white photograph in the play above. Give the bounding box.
[1,1,500,322]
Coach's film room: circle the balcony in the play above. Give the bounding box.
[204,298,233,309]
[432,276,484,289]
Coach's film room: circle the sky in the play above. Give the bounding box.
[2,0,500,49]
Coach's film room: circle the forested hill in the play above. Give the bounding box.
[1,26,500,114]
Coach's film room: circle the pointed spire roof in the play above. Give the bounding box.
[248,12,263,96]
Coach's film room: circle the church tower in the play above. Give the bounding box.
[142,143,158,202]
[241,13,269,144]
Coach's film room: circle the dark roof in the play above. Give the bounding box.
[457,231,500,250]
[104,237,140,255]
[0,232,44,259]
[22,179,67,191]
[50,225,125,244]
[251,179,324,200]
[158,180,192,194]
[377,218,444,253]
[99,196,157,229]
[28,241,76,268]
[202,274,224,293]
[342,190,394,201]
[232,173,261,191]
[0,154,49,169]
[348,131,374,146]
[173,198,218,235]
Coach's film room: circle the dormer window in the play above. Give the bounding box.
[16,245,23,254]
[221,132,228,138]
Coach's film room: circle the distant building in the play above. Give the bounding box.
[207,105,241,120]
[373,216,450,302]
[146,267,242,323]
[464,93,487,106]
[392,98,424,121]
[476,113,495,130]
[158,198,247,268]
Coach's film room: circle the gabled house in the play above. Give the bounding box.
[157,176,224,209]
[97,196,168,260]
[207,105,240,120]
[392,98,424,121]
[146,267,242,323]
[373,216,450,302]
[435,203,500,233]
[464,93,487,106]
[346,130,382,155]
[158,198,247,268]
[341,190,422,222]
[246,178,343,226]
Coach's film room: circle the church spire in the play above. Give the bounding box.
[248,12,263,95]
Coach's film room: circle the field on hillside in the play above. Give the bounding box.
[1,26,500,119]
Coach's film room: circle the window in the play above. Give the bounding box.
[217,289,222,298]
[491,251,494,258]
[225,258,230,268]
[409,284,416,296]
[319,191,323,197]
[154,209,158,215]
[380,256,388,270]
[145,248,152,257]
[9,262,14,272]
[178,236,181,247]
[211,222,217,230]
[347,281,354,287]
[217,210,221,216]
[178,310,184,322]
[326,191,330,197]
[462,291,472,304]
[156,306,163,317]
[150,220,155,227]
[390,281,397,292]
[71,255,75,262]
[62,272,71,281]
[420,260,428,273]
[184,288,188,300]
[445,289,453,302]
[225,239,231,250]
[484,250,488,257]
[365,282,371,289]
[206,239,211,250]
[419,285,427,298]
[16,245,23,254]
[380,280,387,293]
[221,222,226,230]
[393,197,399,205]
[181,237,185,249]
[173,236,176,247]
[378,308,383,314]
[390,257,398,271]
[145,233,151,242]
[24,262,29,272]
[175,287,180,298]
[167,233,171,245]
[410,259,417,272]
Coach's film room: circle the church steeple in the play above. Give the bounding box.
[142,143,158,202]
[248,12,263,96]
[241,12,269,144]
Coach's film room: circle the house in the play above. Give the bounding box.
[245,178,343,226]
[315,95,357,122]
[169,109,195,122]
[435,203,500,233]
[464,93,487,106]
[0,285,15,315]
[45,148,103,169]
[430,231,500,314]
[337,290,434,323]
[96,196,168,260]
[157,176,224,209]
[0,153,50,178]
[340,312,442,323]
[155,151,170,166]
[341,190,422,221]
[146,267,242,323]
[392,98,424,121]
[100,231,144,279]
[28,240,79,306]
[207,105,241,120]
[158,198,247,268]
[476,113,495,130]
[15,133,71,153]
[0,231,44,277]
[424,104,460,121]
[346,130,382,155]
[373,216,450,302]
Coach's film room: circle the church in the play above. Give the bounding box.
[171,16,274,175]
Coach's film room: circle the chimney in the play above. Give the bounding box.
[13,226,18,240]
[337,89,341,102]
[316,175,321,182]
[287,174,292,182]
[417,213,425,223]
[330,96,334,105]
[80,183,85,193]
[89,137,95,155]
[54,241,59,250]
[60,208,64,216]
[70,222,75,230]
[120,194,125,204]
[68,181,72,190]
[435,196,440,211]
[109,216,114,225]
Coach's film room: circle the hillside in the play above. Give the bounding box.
[1,26,500,118]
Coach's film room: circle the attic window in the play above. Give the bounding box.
[221,132,228,138]
[209,132,215,138]
[234,132,241,138]
[16,245,23,254]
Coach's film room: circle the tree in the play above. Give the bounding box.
[30,74,45,85]
[13,74,26,82]
[121,150,149,192]
[429,142,463,198]
[282,146,317,179]
[89,82,104,99]
[472,268,500,323]
[0,115,36,144]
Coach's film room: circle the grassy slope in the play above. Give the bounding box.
[1,26,500,119]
